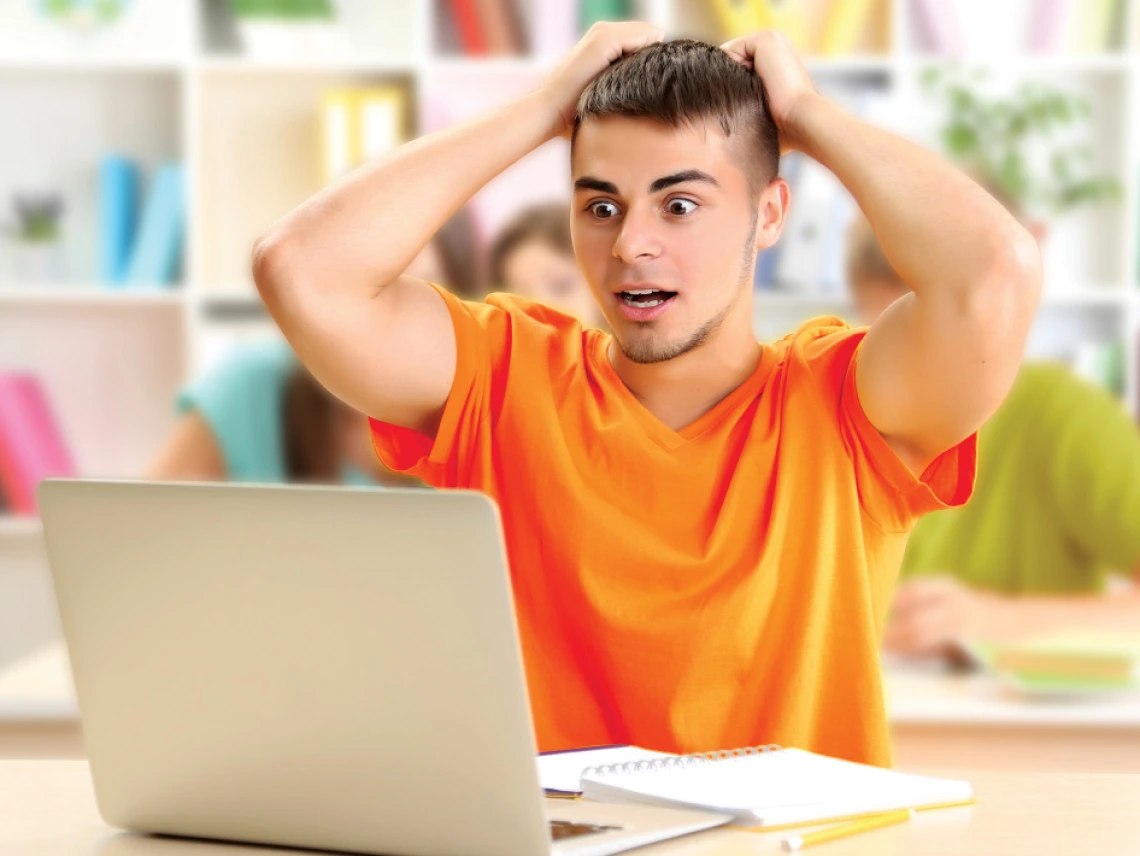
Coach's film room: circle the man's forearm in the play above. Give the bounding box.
[255,90,561,296]
[788,94,1034,300]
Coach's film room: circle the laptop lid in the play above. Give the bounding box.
[38,480,551,856]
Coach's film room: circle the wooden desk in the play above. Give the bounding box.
[885,668,1140,773]
[0,642,82,758]
[5,642,1140,772]
[3,761,1139,856]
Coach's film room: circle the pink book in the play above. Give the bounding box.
[910,0,965,55]
[0,374,76,515]
[1028,0,1069,53]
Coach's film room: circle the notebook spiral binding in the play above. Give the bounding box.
[581,744,784,779]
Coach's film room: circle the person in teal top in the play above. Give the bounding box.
[149,207,597,485]
[845,209,1140,658]
[147,336,421,487]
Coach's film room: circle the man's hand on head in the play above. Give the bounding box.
[720,30,818,154]
[539,21,664,140]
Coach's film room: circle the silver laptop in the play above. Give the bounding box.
[38,480,730,856]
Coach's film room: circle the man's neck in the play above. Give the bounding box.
[608,314,762,433]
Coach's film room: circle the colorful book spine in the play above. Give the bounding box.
[124,163,185,287]
[0,374,76,516]
[709,0,763,38]
[449,0,487,54]
[752,1,812,51]
[1028,0,1070,53]
[818,0,877,55]
[474,0,525,55]
[530,0,577,57]
[1066,0,1116,53]
[580,0,631,32]
[910,0,964,54]
[98,154,139,286]
[321,87,407,186]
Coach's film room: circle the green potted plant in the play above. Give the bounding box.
[5,192,65,284]
[920,67,1121,231]
[231,0,347,58]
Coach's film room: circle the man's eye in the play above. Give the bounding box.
[589,201,620,219]
[666,199,697,216]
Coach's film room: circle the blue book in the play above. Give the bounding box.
[98,154,139,286]
[125,163,185,288]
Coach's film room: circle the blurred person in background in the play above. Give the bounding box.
[487,202,606,328]
[846,210,1140,659]
[146,238,473,486]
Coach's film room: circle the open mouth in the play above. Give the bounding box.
[619,289,678,308]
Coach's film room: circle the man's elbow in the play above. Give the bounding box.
[979,223,1042,319]
[252,228,303,310]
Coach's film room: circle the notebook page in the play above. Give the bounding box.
[538,746,673,792]
[581,748,972,825]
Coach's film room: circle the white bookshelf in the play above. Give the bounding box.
[0,0,1138,670]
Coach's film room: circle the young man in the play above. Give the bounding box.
[252,25,1040,766]
[846,212,1140,659]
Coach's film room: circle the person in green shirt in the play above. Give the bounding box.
[845,210,1140,658]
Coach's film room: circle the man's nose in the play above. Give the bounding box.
[611,207,663,264]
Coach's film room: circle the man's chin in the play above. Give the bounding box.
[615,328,702,365]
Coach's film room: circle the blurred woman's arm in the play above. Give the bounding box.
[145,413,227,481]
[884,575,1140,657]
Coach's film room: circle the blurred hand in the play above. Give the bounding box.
[883,576,1003,657]
[539,21,664,139]
[720,30,817,154]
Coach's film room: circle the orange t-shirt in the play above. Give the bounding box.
[370,286,977,767]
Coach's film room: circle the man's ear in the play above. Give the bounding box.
[754,177,790,251]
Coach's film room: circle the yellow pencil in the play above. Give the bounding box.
[781,808,913,851]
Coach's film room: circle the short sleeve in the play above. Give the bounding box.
[176,338,294,482]
[368,284,506,489]
[839,341,978,534]
[1046,371,1140,572]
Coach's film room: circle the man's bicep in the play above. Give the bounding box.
[857,288,1025,473]
[277,275,458,437]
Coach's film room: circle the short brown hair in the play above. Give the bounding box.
[573,39,780,197]
[487,203,573,289]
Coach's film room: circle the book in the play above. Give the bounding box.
[448,0,487,54]
[909,0,964,54]
[580,745,973,827]
[991,632,1140,686]
[1028,0,1071,53]
[98,154,139,286]
[474,0,526,55]
[580,0,631,32]
[124,163,185,287]
[817,0,877,55]
[1066,0,1117,53]
[320,86,407,186]
[528,0,577,57]
[774,154,847,292]
[753,1,812,51]
[709,0,764,38]
[0,374,76,516]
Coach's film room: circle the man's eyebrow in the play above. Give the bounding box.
[649,170,719,193]
[573,170,720,196]
[574,177,619,194]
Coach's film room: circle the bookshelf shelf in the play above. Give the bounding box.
[0,287,185,308]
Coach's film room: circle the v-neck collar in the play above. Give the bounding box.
[588,330,777,453]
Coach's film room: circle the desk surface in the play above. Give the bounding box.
[6,640,1140,728]
[4,761,1140,856]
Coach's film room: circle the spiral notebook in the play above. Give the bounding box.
[580,745,973,828]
